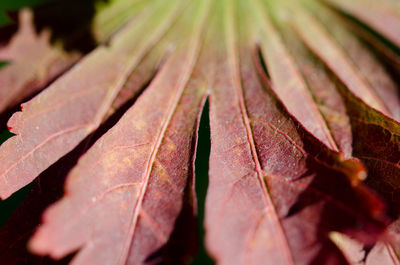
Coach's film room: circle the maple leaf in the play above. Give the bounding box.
[0,8,78,114]
[0,0,400,264]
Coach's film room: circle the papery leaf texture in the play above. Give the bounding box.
[0,0,400,264]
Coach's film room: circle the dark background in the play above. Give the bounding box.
[0,0,54,26]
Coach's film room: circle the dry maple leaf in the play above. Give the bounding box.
[0,0,400,264]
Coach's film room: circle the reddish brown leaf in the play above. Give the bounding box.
[335,85,400,219]
[0,0,399,264]
[0,0,182,199]
[365,243,400,265]
[269,1,400,161]
[0,137,90,265]
[204,1,385,264]
[104,39,165,121]
[290,4,391,118]
[255,0,338,152]
[0,50,165,265]
[334,15,400,73]
[306,47,400,265]
[0,52,163,265]
[330,232,400,265]
[280,9,400,218]
[270,5,400,260]
[0,9,78,113]
[280,32,400,226]
[305,1,400,120]
[324,0,400,48]
[274,24,353,157]
[29,1,210,264]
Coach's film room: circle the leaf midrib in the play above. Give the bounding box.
[226,0,295,264]
[116,1,211,264]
